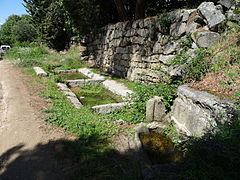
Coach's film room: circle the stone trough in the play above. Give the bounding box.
[56,68,133,114]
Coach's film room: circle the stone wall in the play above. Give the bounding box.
[81,1,239,82]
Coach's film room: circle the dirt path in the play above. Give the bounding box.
[0,61,73,179]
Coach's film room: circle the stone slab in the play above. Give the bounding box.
[102,80,133,98]
[78,68,105,80]
[57,83,83,108]
[33,67,47,77]
[53,69,78,74]
[91,102,129,114]
[67,79,104,88]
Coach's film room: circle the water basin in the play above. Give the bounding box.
[59,72,88,80]
[71,84,123,106]
[139,130,183,164]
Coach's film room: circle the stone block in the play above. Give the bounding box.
[125,29,134,37]
[33,67,47,77]
[131,53,142,62]
[218,0,233,9]
[78,68,105,80]
[182,9,196,22]
[103,80,133,98]
[170,22,187,37]
[163,41,179,55]
[146,96,167,122]
[198,2,226,31]
[192,31,220,48]
[57,83,83,108]
[148,55,160,63]
[152,42,163,54]
[53,69,78,74]
[67,79,104,88]
[116,47,127,54]
[137,29,149,37]
[159,54,175,65]
[158,34,170,46]
[92,102,129,114]
[130,36,146,44]
[186,22,202,33]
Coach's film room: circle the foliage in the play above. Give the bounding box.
[181,108,240,179]
[107,81,178,124]
[183,49,210,82]
[5,46,49,66]
[42,1,71,51]
[23,0,72,51]
[5,46,84,71]
[12,15,37,43]
[171,37,210,83]
[0,15,21,45]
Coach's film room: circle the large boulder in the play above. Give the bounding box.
[169,86,236,136]
[198,2,226,31]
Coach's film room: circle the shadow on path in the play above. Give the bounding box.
[0,136,143,180]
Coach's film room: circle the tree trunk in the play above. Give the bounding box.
[135,0,145,19]
[113,0,128,21]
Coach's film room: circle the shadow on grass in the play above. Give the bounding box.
[180,110,240,180]
[0,136,142,180]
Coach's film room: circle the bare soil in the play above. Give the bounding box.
[0,61,76,180]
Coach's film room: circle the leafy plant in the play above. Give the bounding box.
[108,81,178,124]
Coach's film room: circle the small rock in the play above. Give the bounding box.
[170,65,186,77]
[192,42,198,49]
[115,119,125,124]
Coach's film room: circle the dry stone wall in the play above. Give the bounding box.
[81,1,239,82]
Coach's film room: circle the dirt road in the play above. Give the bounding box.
[0,61,73,179]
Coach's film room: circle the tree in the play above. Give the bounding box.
[12,15,37,42]
[23,0,72,51]
[43,1,71,51]
[113,0,129,21]
[135,0,145,19]
[0,15,21,45]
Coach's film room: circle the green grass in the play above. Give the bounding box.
[71,84,123,106]
[5,46,86,72]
